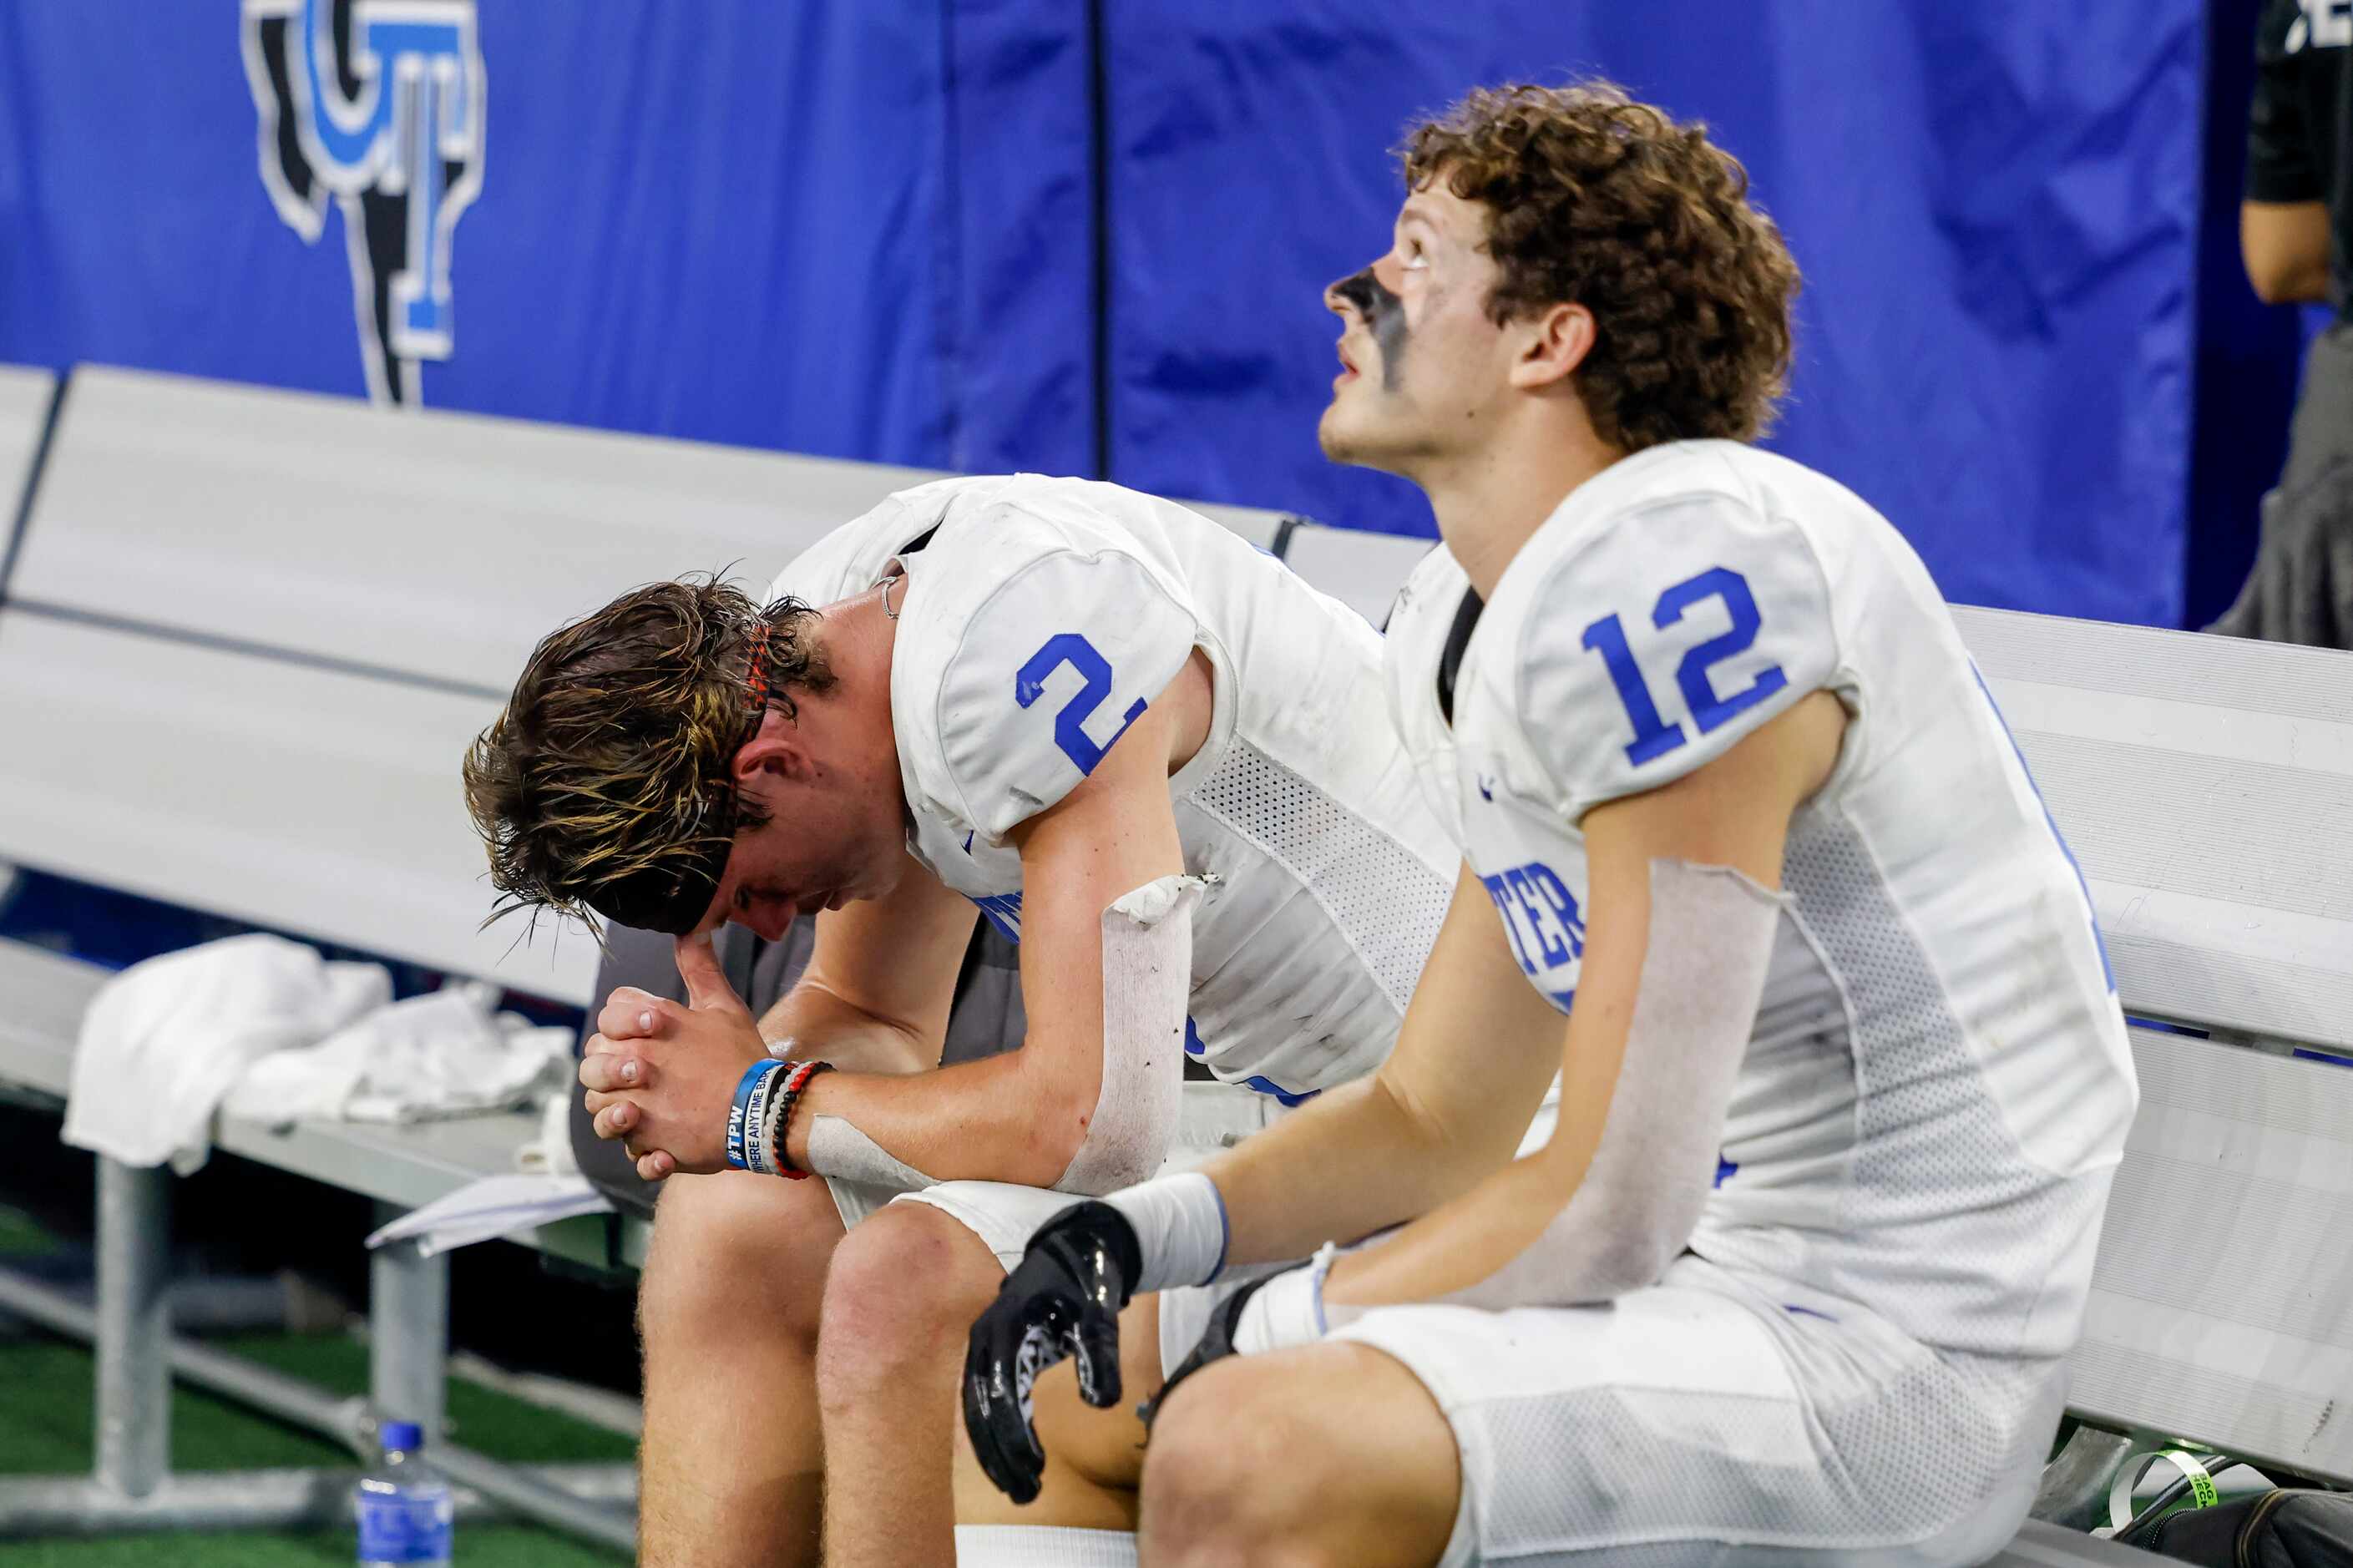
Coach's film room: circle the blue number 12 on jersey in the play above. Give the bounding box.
[1016,633,1146,775]
[1581,565,1788,767]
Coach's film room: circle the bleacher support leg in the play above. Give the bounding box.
[93,1158,170,1498]
[369,1214,448,1441]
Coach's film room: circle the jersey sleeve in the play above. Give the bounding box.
[767,489,926,607]
[1517,493,1839,818]
[926,524,1200,844]
[2246,0,2320,203]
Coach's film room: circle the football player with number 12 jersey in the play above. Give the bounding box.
[963,83,2137,1568]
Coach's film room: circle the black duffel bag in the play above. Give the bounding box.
[2140,1490,2353,1567]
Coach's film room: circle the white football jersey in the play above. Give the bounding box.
[773,474,1454,1104]
[1385,440,2138,1360]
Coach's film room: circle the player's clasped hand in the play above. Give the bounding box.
[578,933,767,1183]
[962,1201,1146,1505]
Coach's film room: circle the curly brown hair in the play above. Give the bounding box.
[1402,82,1800,451]
[460,578,832,937]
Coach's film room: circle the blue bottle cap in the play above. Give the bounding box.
[380,1420,423,1452]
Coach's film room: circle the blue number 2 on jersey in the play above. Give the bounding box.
[1016,633,1147,775]
[1581,565,1789,767]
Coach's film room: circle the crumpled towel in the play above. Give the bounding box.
[63,933,392,1174]
[224,981,574,1128]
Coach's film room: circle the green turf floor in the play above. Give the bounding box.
[0,1205,635,1564]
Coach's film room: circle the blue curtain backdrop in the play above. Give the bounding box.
[0,1,1096,475]
[1105,2,2209,626]
[0,2,2211,625]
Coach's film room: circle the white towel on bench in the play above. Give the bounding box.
[63,933,391,1174]
[224,981,574,1128]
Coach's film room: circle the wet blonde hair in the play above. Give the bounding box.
[461,577,830,935]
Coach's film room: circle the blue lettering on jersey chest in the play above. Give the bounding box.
[1480,862,1584,1013]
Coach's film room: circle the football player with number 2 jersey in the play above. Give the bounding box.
[962,82,2137,1567]
[482,468,1455,1567]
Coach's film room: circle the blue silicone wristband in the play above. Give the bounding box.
[726,1059,784,1171]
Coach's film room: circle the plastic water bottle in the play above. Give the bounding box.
[355,1420,454,1567]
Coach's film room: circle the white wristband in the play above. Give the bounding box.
[1106,1171,1230,1294]
[1232,1244,1335,1355]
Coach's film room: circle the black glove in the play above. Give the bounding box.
[1135,1272,1270,1431]
[962,1201,1143,1505]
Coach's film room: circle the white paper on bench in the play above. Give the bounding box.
[0,363,54,514]
[2069,1028,2353,1481]
[367,1173,611,1258]
[0,612,599,1003]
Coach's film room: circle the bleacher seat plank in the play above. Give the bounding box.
[1956,606,2353,1049]
[12,367,937,695]
[214,1106,546,1215]
[2068,1025,2353,1480]
[0,943,104,1097]
[0,612,594,1004]
[0,941,617,1270]
[1182,500,1290,553]
[0,366,55,535]
[1960,604,2353,729]
[13,367,1295,695]
[1280,521,1435,626]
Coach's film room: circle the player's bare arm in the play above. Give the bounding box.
[961,691,1845,1503]
[1323,689,1844,1310]
[772,664,1200,1189]
[1182,857,1564,1272]
[757,863,979,1070]
[585,655,1212,1188]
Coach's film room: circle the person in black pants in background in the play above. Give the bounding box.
[2216,0,2353,647]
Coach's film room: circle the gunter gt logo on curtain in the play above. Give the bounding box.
[240,0,485,406]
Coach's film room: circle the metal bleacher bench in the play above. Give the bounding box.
[0,364,1303,1548]
[0,363,2335,1559]
[1280,520,2353,1565]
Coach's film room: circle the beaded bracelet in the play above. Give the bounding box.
[767,1060,835,1179]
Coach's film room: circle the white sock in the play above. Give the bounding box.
[954,1525,1139,1567]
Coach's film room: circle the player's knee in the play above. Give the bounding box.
[1139,1363,1331,1564]
[814,1203,999,1406]
[640,1172,837,1351]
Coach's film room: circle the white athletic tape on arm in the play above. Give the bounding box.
[1107,1170,1231,1293]
[800,876,1200,1196]
[804,1116,939,1192]
[1055,874,1203,1194]
[1403,860,1783,1313]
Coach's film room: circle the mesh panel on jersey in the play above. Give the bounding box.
[1187,741,1447,1010]
[1774,812,2109,1357]
[1457,1351,2047,1562]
